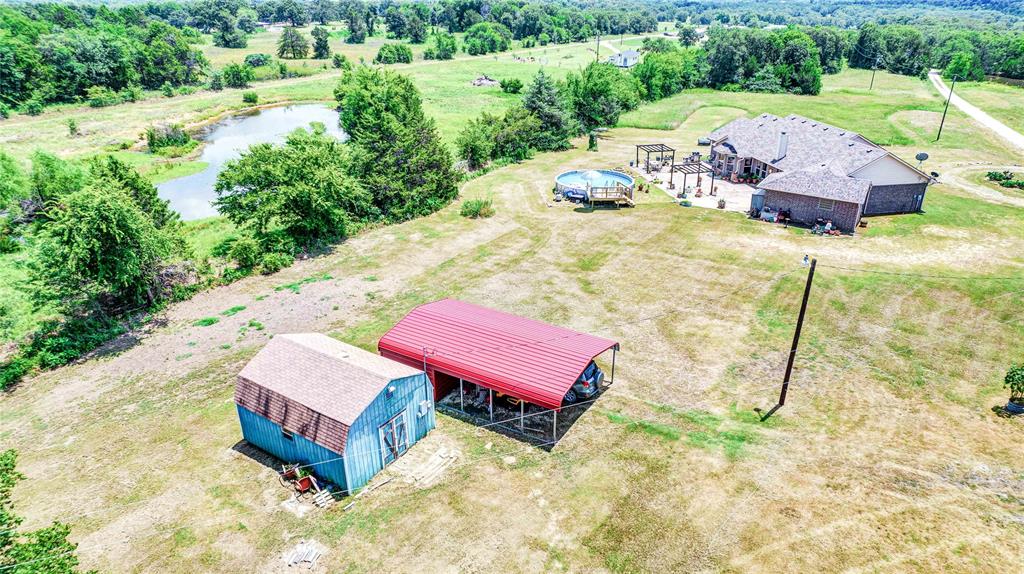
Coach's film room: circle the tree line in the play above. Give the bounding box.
[0,65,457,389]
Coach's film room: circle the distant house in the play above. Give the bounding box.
[608,50,640,68]
[709,113,933,232]
[235,334,434,493]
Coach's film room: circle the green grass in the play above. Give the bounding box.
[862,188,1024,238]
[192,317,220,327]
[954,80,1024,135]
[220,306,246,316]
[274,273,332,293]
[605,410,682,441]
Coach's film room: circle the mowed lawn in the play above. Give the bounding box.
[953,80,1024,136]
[2,74,1024,573]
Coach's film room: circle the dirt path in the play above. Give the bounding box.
[941,163,1024,207]
[929,71,1024,152]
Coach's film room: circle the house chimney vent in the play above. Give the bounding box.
[776,131,789,161]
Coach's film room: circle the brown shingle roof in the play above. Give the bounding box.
[709,113,886,174]
[235,334,422,454]
[758,161,871,204]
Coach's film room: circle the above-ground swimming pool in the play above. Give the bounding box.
[555,169,635,195]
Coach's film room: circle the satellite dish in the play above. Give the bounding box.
[930,171,940,178]
[915,152,929,162]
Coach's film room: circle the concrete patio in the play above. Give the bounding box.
[635,166,757,213]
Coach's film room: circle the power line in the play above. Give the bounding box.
[816,263,1022,281]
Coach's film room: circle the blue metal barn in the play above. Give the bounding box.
[234,333,435,494]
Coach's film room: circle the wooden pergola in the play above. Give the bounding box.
[635,144,675,173]
[669,160,716,193]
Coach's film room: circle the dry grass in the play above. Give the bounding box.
[2,64,1024,573]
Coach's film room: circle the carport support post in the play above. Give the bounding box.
[489,388,493,421]
[520,401,524,431]
[553,409,558,441]
[610,346,617,384]
[459,378,464,412]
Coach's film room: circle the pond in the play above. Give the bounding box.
[157,104,347,220]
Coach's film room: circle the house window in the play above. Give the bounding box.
[817,199,835,211]
[282,428,294,441]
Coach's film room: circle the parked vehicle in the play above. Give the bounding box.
[563,361,604,404]
[495,361,605,406]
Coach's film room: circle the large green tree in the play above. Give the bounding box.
[522,70,576,151]
[215,126,374,245]
[334,67,458,220]
[32,186,174,310]
[277,26,309,59]
[564,62,643,130]
[311,25,331,59]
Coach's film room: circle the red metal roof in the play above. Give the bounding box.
[378,299,618,411]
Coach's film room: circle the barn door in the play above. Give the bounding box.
[379,413,409,467]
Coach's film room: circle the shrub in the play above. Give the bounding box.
[259,252,294,274]
[86,86,121,108]
[120,85,143,102]
[161,82,175,97]
[209,72,224,91]
[460,198,495,218]
[0,356,36,390]
[986,171,1013,182]
[24,99,43,116]
[66,119,78,137]
[242,91,259,104]
[500,78,523,94]
[145,124,191,152]
[223,63,255,88]
[229,236,261,269]
[332,53,351,70]
[1006,364,1024,401]
[374,43,413,64]
[244,53,272,67]
[0,103,9,119]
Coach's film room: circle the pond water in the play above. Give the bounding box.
[157,104,346,220]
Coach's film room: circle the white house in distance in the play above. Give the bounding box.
[708,113,933,233]
[608,49,640,68]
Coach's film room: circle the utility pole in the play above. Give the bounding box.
[595,31,601,62]
[936,74,958,142]
[869,55,880,90]
[760,258,816,421]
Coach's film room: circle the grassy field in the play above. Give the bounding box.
[954,80,1024,135]
[2,52,1024,572]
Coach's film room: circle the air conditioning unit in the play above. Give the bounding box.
[417,400,431,417]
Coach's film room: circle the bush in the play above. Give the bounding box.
[242,91,259,104]
[374,43,413,64]
[259,252,294,274]
[460,198,495,218]
[86,86,121,108]
[120,85,143,102]
[244,53,272,67]
[209,72,224,91]
[24,99,43,116]
[332,53,352,70]
[229,236,261,269]
[424,32,457,60]
[145,124,191,152]
[500,78,523,94]
[66,119,78,137]
[0,103,9,119]
[987,171,1013,182]
[1006,364,1024,401]
[161,82,174,97]
[223,63,255,88]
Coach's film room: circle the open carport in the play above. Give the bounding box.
[378,299,619,441]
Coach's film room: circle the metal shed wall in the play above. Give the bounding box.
[342,373,435,491]
[236,405,348,489]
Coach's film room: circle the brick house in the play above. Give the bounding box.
[709,113,933,233]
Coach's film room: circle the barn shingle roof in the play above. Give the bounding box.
[235,334,422,454]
